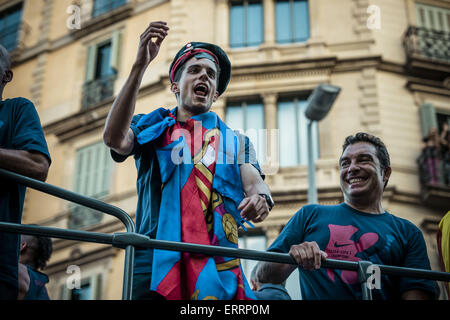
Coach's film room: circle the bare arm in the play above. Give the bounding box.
[103,21,169,155]
[17,263,30,300]
[238,163,272,223]
[0,149,49,181]
[240,163,271,196]
[258,261,297,284]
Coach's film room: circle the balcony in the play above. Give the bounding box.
[403,26,450,81]
[417,148,450,209]
[82,75,116,109]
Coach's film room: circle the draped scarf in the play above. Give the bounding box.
[135,108,255,300]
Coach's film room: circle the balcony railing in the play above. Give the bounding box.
[81,75,116,109]
[403,26,450,64]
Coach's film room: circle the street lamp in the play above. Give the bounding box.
[305,84,341,204]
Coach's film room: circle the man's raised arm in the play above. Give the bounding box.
[103,21,169,155]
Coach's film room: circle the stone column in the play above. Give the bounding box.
[262,92,277,130]
[215,0,230,49]
[262,93,279,176]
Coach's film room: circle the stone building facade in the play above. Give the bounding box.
[1,0,449,299]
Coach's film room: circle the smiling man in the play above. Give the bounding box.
[259,132,439,300]
[103,22,272,300]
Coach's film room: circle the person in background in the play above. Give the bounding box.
[250,262,291,300]
[17,233,53,300]
[0,44,51,300]
[259,133,439,300]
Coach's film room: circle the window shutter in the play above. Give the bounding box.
[71,142,112,229]
[85,44,97,83]
[110,30,121,73]
[74,142,111,198]
[420,103,438,138]
[416,3,450,31]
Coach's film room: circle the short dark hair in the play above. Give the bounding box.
[251,262,286,286]
[342,132,390,169]
[34,235,53,270]
[23,232,53,270]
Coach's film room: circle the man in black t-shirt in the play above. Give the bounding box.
[0,45,51,300]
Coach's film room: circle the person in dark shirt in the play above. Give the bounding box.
[18,234,53,300]
[0,44,51,300]
[260,133,439,300]
[250,262,291,300]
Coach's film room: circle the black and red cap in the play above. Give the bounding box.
[169,42,231,96]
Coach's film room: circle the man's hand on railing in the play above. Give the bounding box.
[289,241,328,271]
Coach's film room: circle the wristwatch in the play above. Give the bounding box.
[259,194,275,211]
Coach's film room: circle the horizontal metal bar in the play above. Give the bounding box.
[0,168,135,233]
[0,222,113,245]
[111,233,450,283]
[2,223,449,284]
[0,168,135,300]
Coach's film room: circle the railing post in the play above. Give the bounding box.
[358,260,374,300]
[0,168,135,300]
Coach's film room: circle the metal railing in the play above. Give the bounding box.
[81,75,116,109]
[403,26,450,63]
[0,168,135,300]
[1,168,449,300]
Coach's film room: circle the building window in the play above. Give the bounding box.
[69,141,112,229]
[82,31,121,109]
[0,3,23,51]
[226,100,266,165]
[229,0,264,48]
[95,42,115,79]
[275,0,310,44]
[413,3,450,62]
[277,97,319,167]
[416,3,450,31]
[92,0,127,18]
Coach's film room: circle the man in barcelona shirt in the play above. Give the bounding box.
[103,21,274,300]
